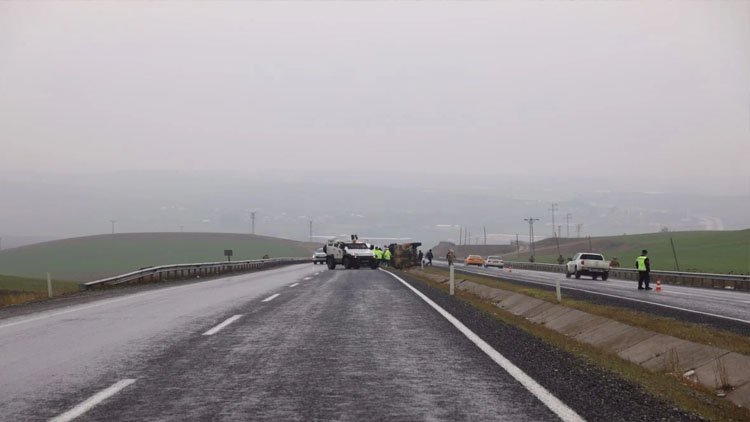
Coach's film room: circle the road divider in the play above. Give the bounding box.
[381,269,585,422]
[50,378,136,422]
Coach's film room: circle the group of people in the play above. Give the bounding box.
[371,245,392,267]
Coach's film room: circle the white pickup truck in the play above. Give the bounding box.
[565,253,610,280]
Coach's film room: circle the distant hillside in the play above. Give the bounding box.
[433,229,750,274]
[0,233,318,282]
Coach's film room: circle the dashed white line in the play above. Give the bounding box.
[289,283,299,287]
[49,379,136,422]
[382,270,584,422]
[202,315,243,336]
[262,293,280,302]
[303,277,312,280]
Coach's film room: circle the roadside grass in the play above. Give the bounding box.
[420,267,750,356]
[0,274,80,307]
[0,232,316,282]
[506,229,750,274]
[401,268,750,422]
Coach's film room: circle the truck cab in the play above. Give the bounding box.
[324,236,378,270]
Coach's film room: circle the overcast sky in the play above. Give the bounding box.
[1,1,748,193]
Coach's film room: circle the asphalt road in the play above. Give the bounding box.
[0,264,579,421]
[437,261,750,331]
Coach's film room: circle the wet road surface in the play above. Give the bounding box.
[1,265,572,421]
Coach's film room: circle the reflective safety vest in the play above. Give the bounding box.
[384,250,392,261]
[374,249,383,260]
[636,256,648,271]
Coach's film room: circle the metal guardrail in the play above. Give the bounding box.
[501,261,750,291]
[80,257,309,290]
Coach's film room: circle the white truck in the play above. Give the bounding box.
[565,253,611,280]
[323,236,379,270]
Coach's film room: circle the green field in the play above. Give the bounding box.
[516,230,750,274]
[0,232,317,282]
[0,274,80,307]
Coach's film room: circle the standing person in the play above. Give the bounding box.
[418,250,424,265]
[383,247,392,268]
[446,249,455,266]
[373,246,383,264]
[636,249,651,290]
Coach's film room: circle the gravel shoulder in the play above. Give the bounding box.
[394,270,702,421]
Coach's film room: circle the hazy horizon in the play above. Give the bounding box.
[1,2,748,247]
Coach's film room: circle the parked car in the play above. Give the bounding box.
[312,247,327,264]
[484,256,504,268]
[464,255,484,266]
[565,252,611,280]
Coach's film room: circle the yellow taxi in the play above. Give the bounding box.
[464,255,484,266]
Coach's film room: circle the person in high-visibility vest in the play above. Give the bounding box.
[383,247,392,268]
[373,247,383,263]
[635,249,651,290]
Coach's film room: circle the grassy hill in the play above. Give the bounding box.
[0,232,318,282]
[437,229,750,274]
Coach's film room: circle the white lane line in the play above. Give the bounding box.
[202,315,243,336]
[289,283,299,287]
[381,270,585,422]
[262,293,280,302]
[303,277,312,280]
[0,265,312,331]
[49,379,136,422]
[458,268,750,325]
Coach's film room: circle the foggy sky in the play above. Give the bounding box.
[1,1,749,194]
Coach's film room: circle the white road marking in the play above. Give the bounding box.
[49,379,136,422]
[262,293,280,302]
[202,315,243,336]
[0,264,311,331]
[289,283,299,287]
[458,268,750,325]
[303,277,312,280]
[382,270,585,422]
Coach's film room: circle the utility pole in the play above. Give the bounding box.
[459,227,463,245]
[576,223,583,238]
[549,203,558,237]
[309,220,313,242]
[516,234,520,257]
[110,220,116,235]
[566,213,572,238]
[250,212,256,235]
[483,226,487,245]
[524,217,540,258]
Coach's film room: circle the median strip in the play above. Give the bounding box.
[202,315,243,336]
[49,379,136,422]
[381,270,585,422]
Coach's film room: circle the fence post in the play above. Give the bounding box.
[47,272,53,298]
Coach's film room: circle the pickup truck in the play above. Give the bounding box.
[565,253,610,280]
